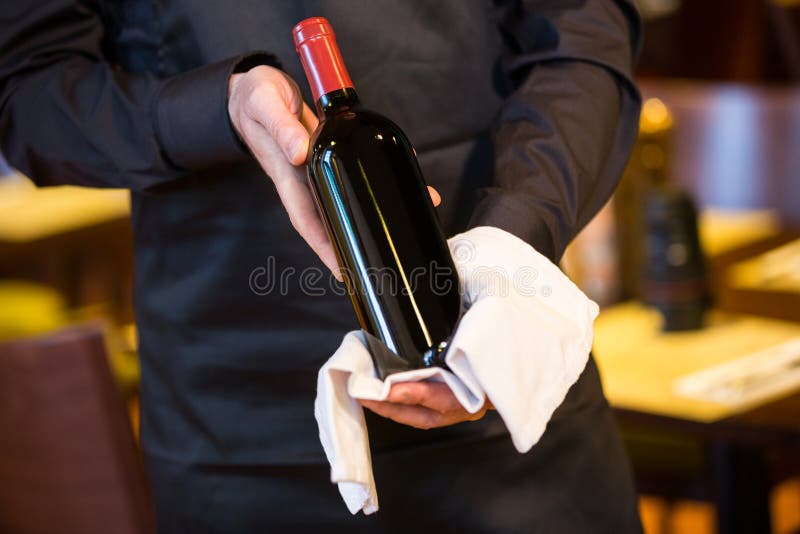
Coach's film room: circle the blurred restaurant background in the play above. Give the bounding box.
[2,1,800,533]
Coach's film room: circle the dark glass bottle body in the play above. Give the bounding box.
[308,89,462,378]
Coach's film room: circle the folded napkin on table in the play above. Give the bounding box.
[314,226,599,515]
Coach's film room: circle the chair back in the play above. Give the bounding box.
[0,324,154,534]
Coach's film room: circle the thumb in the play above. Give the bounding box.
[263,103,311,166]
[250,75,311,166]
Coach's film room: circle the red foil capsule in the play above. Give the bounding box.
[292,17,355,104]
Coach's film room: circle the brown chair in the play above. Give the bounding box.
[0,324,155,534]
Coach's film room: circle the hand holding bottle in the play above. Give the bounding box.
[227,66,440,279]
[227,65,339,275]
[359,383,494,429]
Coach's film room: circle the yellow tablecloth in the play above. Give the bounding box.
[593,302,800,422]
[0,174,129,242]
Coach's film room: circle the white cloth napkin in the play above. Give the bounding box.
[314,226,599,515]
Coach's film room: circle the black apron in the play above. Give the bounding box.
[144,358,641,533]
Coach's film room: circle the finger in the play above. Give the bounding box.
[272,167,340,275]
[243,121,341,277]
[360,399,457,430]
[471,403,489,421]
[247,86,310,166]
[386,382,463,414]
[280,72,306,118]
[427,186,441,207]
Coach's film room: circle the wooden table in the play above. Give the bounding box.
[0,175,133,320]
[0,174,129,243]
[600,80,800,533]
[595,302,800,534]
[595,303,800,423]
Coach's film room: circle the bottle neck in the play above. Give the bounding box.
[317,87,360,118]
[293,17,356,118]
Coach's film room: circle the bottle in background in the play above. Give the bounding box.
[642,185,710,331]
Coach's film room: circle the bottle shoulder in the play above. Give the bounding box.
[310,107,409,151]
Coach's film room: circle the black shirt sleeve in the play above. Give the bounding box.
[470,0,642,262]
[0,0,277,190]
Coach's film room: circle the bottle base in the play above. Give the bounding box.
[363,331,452,380]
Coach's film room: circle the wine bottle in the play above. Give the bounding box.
[293,17,462,379]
